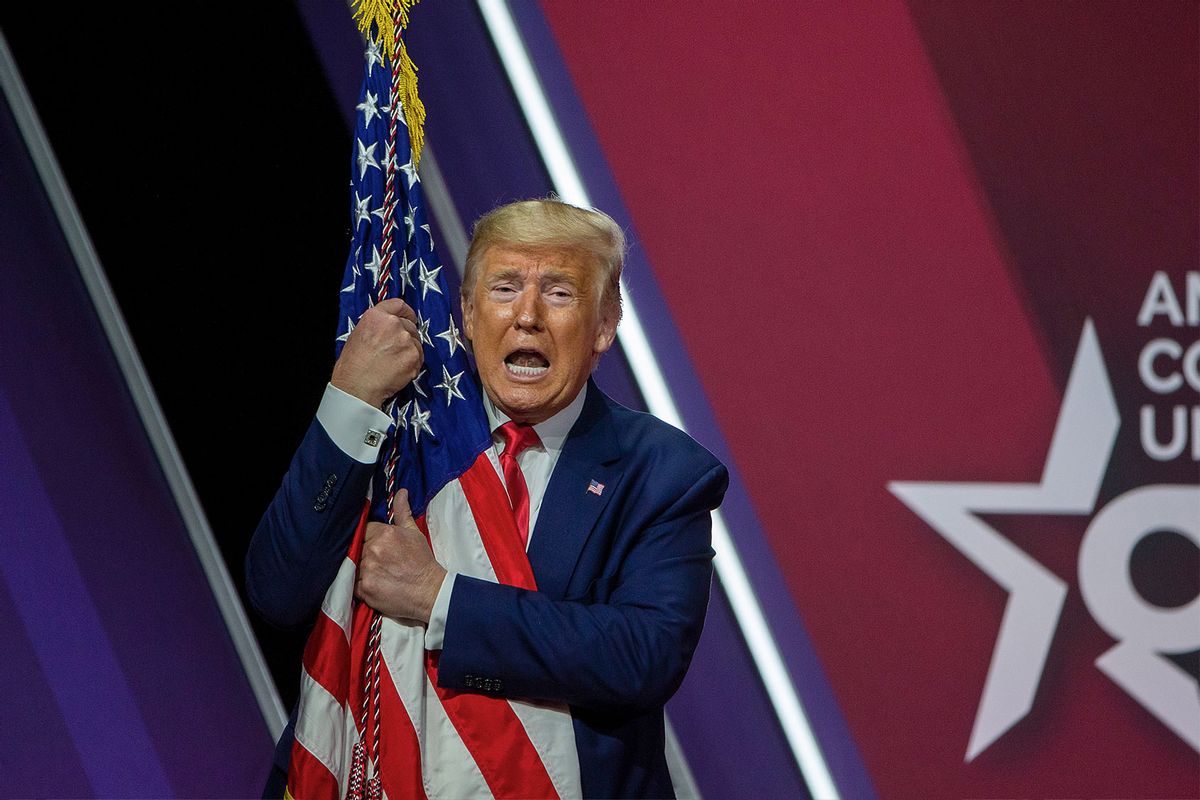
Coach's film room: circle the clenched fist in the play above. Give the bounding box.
[355,490,446,623]
[331,298,424,409]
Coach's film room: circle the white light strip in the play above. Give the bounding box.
[475,2,840,798]
[0,31,287,738]
[476,0,589,205]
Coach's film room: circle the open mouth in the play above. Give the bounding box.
[505,349,550,377]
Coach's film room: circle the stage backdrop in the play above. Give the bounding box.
[524,2,1200,797]
[0,2,1195,798]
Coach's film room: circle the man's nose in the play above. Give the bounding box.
[512,286,544,330]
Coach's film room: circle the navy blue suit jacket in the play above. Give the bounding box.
[246,379,728,798]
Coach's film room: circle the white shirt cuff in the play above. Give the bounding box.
[316,383,393,464]
[424,572,456,651]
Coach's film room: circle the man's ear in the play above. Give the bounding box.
[593,311,618,356]
[461,294,474,342]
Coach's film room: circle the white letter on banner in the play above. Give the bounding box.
[1140,405,1188,461]
[1138,271,1185,327]
[1138,338,1183,394]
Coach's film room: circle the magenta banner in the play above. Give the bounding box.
[539,1,1198,797]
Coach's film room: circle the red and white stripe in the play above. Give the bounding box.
[286,454,580,800]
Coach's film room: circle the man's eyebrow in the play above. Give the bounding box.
[486,267,522,282]
[540,269,583,287]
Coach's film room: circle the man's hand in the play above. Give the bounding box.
[331,298,424,409]
[355,490,446,623]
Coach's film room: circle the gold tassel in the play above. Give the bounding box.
[350,0,426,166]
[395,39,426,166]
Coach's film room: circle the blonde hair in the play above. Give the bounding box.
[463,198,625,321]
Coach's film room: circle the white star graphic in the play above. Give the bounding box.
[436,315,464,356]
[396,254,415,294]
[410,401,434,443]
[363,245,385,287]
[356,90,381,127]
[336,316,355,342]
[398,157,418,188]
[403,207,417,241]
[420,223,432,246]
[353,192,372,228]
[415,311,433,347]
[890,319,1120,761]
[356,140,380,180]
[370,200,389,225]
[364,40,382,77]
[340,280,355,294]
[418,262,443,300]
[393,399,412,430]
[411,367,428,398]
[434,365,465,407]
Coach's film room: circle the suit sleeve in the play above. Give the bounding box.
[244,385,388,629]
[435,458,728,714]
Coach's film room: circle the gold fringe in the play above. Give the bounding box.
[350,0,418,60]
[395,40,426,166]
[351,0,426,166]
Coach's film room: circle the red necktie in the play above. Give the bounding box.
[497,421,541,546]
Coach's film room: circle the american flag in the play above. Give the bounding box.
[333,32,490,521]
[285,10,578,799]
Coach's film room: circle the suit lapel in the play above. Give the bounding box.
[527,381,624,599]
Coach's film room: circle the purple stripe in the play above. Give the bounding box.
[0,390,172,796]
[506,2,878,797]
[0,578,92,796]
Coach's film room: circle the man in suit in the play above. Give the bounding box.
[247,199,727,798]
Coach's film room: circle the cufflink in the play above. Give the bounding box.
[364,430,383,447]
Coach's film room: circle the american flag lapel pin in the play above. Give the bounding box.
[587,479,605,497]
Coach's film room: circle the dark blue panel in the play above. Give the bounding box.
[669,579,811,798]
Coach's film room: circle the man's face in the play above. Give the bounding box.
[463,245,617,424]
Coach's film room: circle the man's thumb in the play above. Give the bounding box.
[395,487,416,524]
